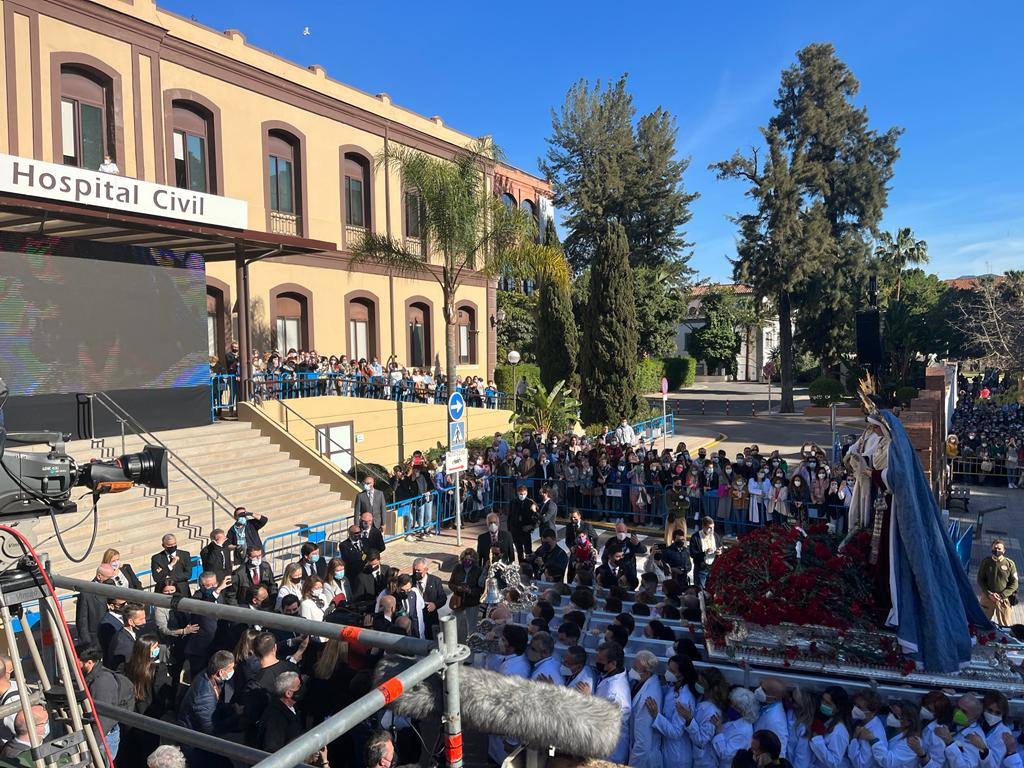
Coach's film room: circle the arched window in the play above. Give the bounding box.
[267,129,302,234]
[343,152,371,229]
[456,304,477,365]
[521,199,540,242]
[273,291,309,352]
[60,66,114,170]
[172,101,214,193]
[346,295,377,362]
[404,190,422,240]
[501,193,517,210]
[407,300,432,369]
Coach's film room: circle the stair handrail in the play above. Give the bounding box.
[86,392,238,524]
[266,397,395,503]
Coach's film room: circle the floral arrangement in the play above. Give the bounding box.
[705,523,882,644]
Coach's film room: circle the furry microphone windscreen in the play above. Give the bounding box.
[375,656,622,758]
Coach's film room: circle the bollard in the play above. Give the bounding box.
[726,400,730,416]
[752,401,756,417]
[701,400,705,415]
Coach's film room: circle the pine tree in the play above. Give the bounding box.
[580,222,641,424]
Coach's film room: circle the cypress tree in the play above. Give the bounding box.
[536,278,579,392]
[580,222,641,425]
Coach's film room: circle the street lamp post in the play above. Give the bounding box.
[507,349,521,413]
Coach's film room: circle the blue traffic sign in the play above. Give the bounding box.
[449,420,466,451]
[447,391,466,421]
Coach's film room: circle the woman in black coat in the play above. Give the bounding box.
[448,548,484,642]
[102,548,144,591]
[121,635,175,768]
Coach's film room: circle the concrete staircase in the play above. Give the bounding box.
[28,421,354,583]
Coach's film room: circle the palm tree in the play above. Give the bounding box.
[513,379,581,436]
[874,228,928,301]
[351,139,561,395]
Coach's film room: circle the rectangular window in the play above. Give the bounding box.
[79,102,104,171]
[349,319,368,361]
[207,314,218,358]
[275,317,300,352]
[61,99,77,163]
[173,131,187,188]
[186,134,208,192]
[405,191,421,238]
[269,156,295,213]
[459,325,470,363]
[345,176,364,227]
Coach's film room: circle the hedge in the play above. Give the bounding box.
[635,356,696,393]
[494,363,541,395]
[808,376,845,406]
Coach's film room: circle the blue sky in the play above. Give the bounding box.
[162,0,1023,282]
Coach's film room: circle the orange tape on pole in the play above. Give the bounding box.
[445,733,463,762]
[377,677,404,705]
[338,625,362,643]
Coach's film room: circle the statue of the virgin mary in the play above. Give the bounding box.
[844,376,992,673]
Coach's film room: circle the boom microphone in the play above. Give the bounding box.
[375,656,622,759]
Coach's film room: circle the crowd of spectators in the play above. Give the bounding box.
[220,342,503,408]
[947,370,1023,488]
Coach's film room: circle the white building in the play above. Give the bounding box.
[676,284,780,381]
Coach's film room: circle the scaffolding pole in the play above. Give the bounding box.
[248,650,446,768]
[93,701,316,768]
[52,575,433,655]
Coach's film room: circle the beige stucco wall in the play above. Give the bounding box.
[253,396,512,470]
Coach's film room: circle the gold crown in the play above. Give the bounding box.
[858,373,881,417]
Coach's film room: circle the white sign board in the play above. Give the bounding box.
[445,448,469,473]
[0,153,248,230]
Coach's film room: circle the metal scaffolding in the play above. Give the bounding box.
[51,575,468,767]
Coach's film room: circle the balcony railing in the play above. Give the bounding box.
[345,226,366,249]
[270,210,301,236]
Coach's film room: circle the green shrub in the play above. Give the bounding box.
[808,376,845,406]
[494,363,541,395]
[664,356,696,389]
[634,356,696,393]
[895,386,919,406]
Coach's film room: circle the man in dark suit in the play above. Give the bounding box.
[150,534,192,596]
[508,485,538,561]
[227,546,276,606]
[183,572,231,680]
[293,542,327,580]
[76,564,115,647]
[476,512,515,565]
[529,529,569,582]
[600,521,647,576]
[97,598,126,659]
[412,558,447,640]
[106,603,146,671]
[200,529,234,582]
[595,548,637,589]
[339,525,368,575]
[351,550,395,606]
[225,507,268,566]
[537,485,558,532]
[258,671,303,752]
[354,475,388,530]
[564,509,598,548]
[358,511,387,553]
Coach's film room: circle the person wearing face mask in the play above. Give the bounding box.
[322,558,351,605]
[509,484,540,562]
[299,575,328,627]
[810,467,830,518]
[977,693,1012,768]
[787,687,817,768]
[848,691,888,768]
[107,603,148,672]
[177,650,239,741]
[764,475,789,525]
[977,539,1018,626]
[788,475,811,523]
[200,530,235,582]
[748,468,772,527]
[689,517,721,588]
[257,671,304,754]
[358,511,388,554]
[275,563,305,611]
[573,641,631,764]
[711,686,759,768]
[918,691,953,767]
[627,650,663,768]
[294,542,327,580]
[753,677,790,757]
[646,654,698,768]
[122,634,174,762]
[183,571,230,679]
[339,524,369,576]
[526,631,565,685]
[227,545,275,606]
[101,547,143,591]
[378,574,424,640]
[225,506,268,565]
[150,534,192,596]
[854,699,924,768]
[809,685,853,768]
[412,558,447,639]
[561,645,593,691]
[354,475,388,531]
[487,624,532,764]
[476,512,515,565]
[0,705,51,761]
[447,549,483,642]
[678,668,730,768]
[662,529,693,587]
[931,694,986,768]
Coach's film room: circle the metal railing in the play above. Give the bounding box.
[631,413,676,443]
[85,391,238,531]
[269,210,301,236]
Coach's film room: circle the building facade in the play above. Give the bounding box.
[0,0,551,383]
